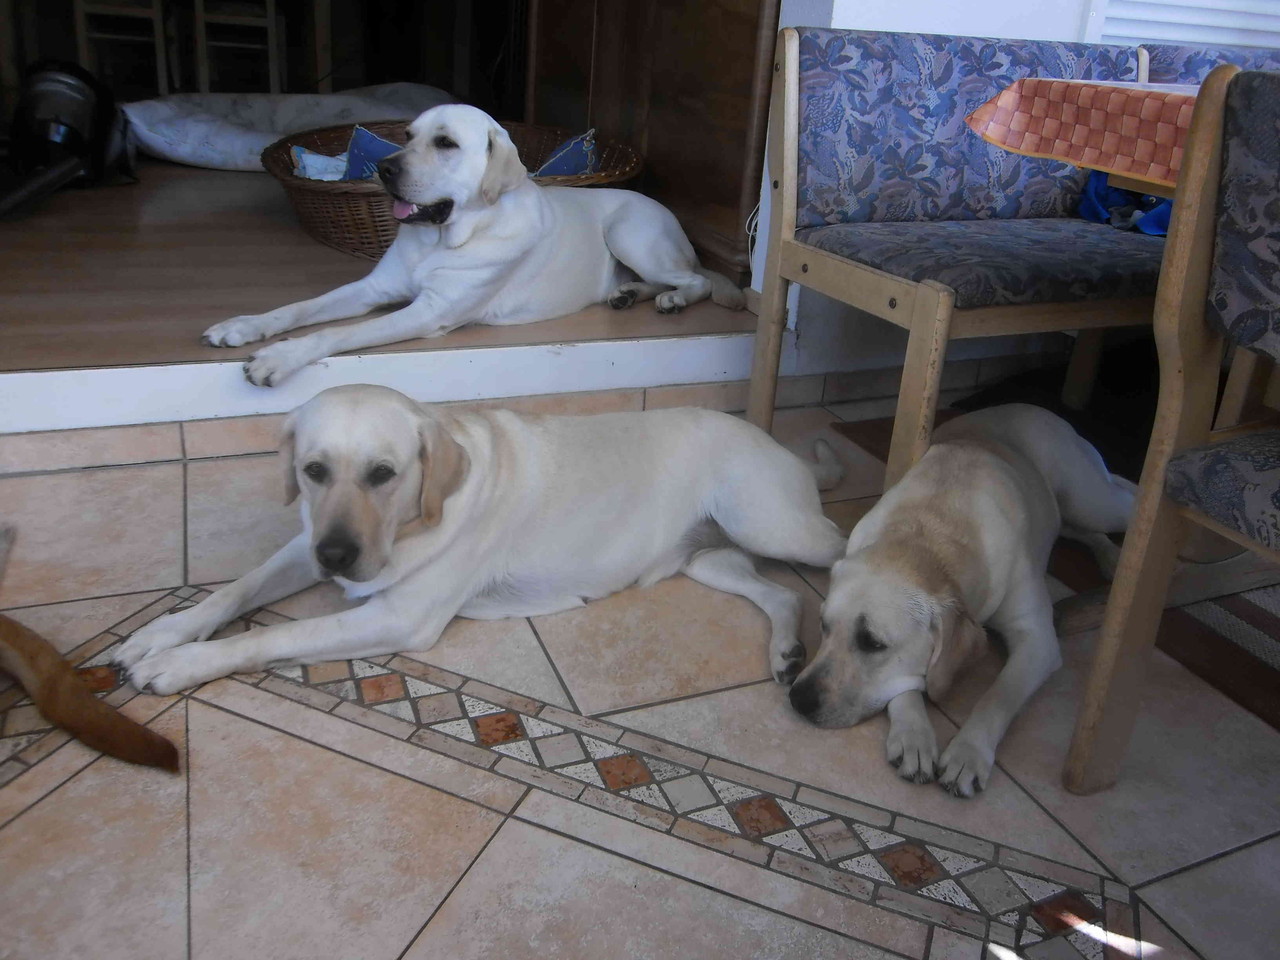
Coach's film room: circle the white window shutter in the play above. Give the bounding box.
[1094,0,1280,48]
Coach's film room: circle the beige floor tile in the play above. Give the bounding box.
[398,615,573,709]
[195,679,524,810]
[1138,836,1280,960]
[262,580,359,620]
[532,563,824,716]
[610,681,1105,872]
[0,703,187,960]
[184,413,286,459]
[0,422,180,474]
[3,589,171,653]
[1137,904,1204,960]
[0,463,183,607]
[938,633,1280,884]
[407,817,897,960]
[512,790,929,957]
[187,700,502,960]
[824,495,880,536]
[767,406,886,501]
[455,388,644,417]
[644,375,825,413]
[187,454,301,584]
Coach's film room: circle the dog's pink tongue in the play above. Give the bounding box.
[392,200,417,220]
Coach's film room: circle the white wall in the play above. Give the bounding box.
[753,0,1094,378]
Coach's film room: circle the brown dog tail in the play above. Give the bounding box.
[0,526,179,771]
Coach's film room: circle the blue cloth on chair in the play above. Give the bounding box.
[1078,171,1172,237]
[343,125,402,181]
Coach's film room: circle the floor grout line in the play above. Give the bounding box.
[392,806,516,960]
[0,584,186,615]
[1135,895,1211,960]
[592,675,774,720]
[525,617,581,715]
[1131,825,1280,891]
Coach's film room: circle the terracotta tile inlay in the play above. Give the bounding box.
[596,754,651,791]
[474,712,523,746]
[1031,889,1101,935]
[730,795,790,838]
[306,661,351,684]
[879,843,946,889]
[359,674,406,704]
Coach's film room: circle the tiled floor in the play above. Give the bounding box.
[1,405,1276,960]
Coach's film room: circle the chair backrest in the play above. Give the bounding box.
[1207,70,1280,363]
[1143,43,1280,84]
[793,29,1140,229]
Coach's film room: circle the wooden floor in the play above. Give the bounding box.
[0,161,752,373]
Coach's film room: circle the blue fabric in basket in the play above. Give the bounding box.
[343,126,402,181]
[534,129,598,177]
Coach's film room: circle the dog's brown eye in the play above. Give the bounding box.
[367,464,396,486]
[433,135,458,150]
[303,462,328,482]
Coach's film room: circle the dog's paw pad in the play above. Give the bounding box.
[655,291,687,314]
[608,291,637,309]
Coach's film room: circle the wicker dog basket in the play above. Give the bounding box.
[260,120,643,260]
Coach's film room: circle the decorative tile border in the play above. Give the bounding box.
[0,587,1134,957]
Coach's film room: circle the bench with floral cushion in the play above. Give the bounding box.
[745,28,1280,488]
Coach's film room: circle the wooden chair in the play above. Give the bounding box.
[1064,64,1280,794]
[746,28,1165,489]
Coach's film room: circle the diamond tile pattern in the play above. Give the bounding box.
[0,585,1135,956]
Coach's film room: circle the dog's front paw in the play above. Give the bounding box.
[127,641,241,695]
[203,315,273,348]
[886,722,938,784]
[937,737,995,798]
[770,641,806,685]
[114,609,209,669]
[243,339,312,387]
[608,289,637,310]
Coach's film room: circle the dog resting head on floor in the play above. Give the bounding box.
[788,404,1135,798]
[0,526,179,771]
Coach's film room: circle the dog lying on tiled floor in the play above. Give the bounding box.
[789,404,1134,798]
[116,384,846,694]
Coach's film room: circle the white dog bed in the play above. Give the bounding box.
[122,83,455,172]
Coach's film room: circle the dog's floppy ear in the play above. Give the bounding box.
[479,126,526,205]
[418,416,471,527]
[279,413,299,506]
[924,597,985,702]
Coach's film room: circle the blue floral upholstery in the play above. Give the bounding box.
[1207,72,1280,362]
[794,29,1141,229]
[1142,43,1280,84]
[1166,432,1280,551]
[796,219,1165,308]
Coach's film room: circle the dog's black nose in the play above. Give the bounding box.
[316,534,360,574]
[377,157,400,183]
[789,679,820,717]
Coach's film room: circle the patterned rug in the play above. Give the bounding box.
[830,415,1280,731]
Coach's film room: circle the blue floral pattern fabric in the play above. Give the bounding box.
[1206,72,1280,362]
[794,29,1141,228]
[1166,432,1280,552]
[796,219,1165,308]
[1142,43,1280,84]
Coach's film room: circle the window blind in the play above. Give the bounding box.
[1099,0,1280,48]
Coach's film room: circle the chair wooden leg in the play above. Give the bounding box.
[745,270,791,433]
[1063,490,1189,794]
[884,282,954,490]
[1062,329,1106,410]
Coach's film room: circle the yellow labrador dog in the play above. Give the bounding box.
[203,104,743,386]
[116,385,845,694]
[789,404,1134,798]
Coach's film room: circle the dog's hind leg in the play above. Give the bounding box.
[684,547,808,683]
[602,211,720,314]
